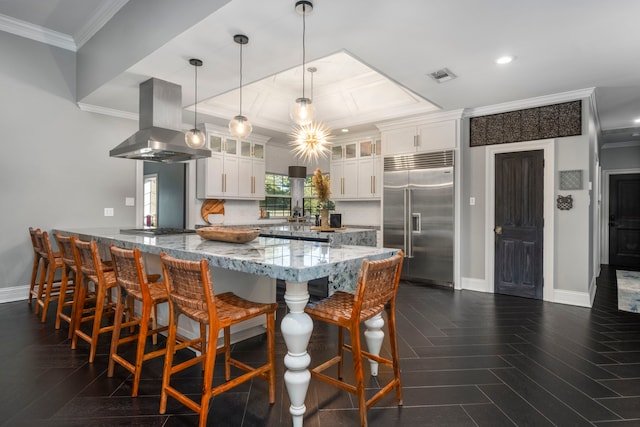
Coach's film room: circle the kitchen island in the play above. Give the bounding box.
[55,227,396,427]
[259,223,377,247]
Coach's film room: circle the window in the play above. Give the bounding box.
[303,174,334,215]
[261,172,334,218]
[260,174,291,217]
[143,174,158,226]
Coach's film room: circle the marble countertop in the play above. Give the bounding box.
[55,227,395,283]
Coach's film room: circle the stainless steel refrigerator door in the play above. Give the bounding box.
[407,167,454,285]
[383,169,409,275]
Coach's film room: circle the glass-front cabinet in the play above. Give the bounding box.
[330,136,381,200]
[196,124,269,200]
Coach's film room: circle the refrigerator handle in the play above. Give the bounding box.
[405,188,413,258]
[412,212,421,233]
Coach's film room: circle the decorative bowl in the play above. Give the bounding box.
[195,226,260,243]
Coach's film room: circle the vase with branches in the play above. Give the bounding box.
[312,168,331,228]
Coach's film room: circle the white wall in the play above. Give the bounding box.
[0,32,138,296]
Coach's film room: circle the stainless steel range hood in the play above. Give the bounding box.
[110,78,210,163]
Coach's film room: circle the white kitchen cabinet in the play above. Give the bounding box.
[238,140,266,199]
[331,159,358,199]
[330,136,381,200]
[196,124,270,200]
[381,118,457,156]
[356,138,382,199]
[196,135,239,198]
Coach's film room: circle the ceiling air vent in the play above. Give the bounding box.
[429,68,457,83]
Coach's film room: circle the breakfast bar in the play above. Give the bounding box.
[55,227,397,427]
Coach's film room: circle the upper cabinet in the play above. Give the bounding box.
[330,135,382,200]
[196,124,270,200]
[379,112,462,156]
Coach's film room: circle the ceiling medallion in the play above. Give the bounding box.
[290,121,332,163]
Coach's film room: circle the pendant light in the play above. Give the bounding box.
[290,67,331,162]
[290,0,314,126]
[229,34,253,138]
[185,58,205,149]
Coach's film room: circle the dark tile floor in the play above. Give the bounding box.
[1,265,640,426]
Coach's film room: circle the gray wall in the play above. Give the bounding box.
[460,99,594,295]
[0,32,138,291]
[600,145,640,171]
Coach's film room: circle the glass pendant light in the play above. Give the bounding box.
[290,67,331,162]
[290,0,314,126]
[229,34,252,138]
[185,58,205,149]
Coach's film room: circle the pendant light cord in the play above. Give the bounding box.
[301,3,306,99]
[193,63,198,128]
[239,41,243,116]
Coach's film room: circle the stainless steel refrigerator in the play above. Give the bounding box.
[383,151,454,287]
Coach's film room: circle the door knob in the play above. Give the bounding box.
[495,225,502,235]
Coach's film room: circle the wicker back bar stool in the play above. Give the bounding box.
[304,251,404,427]
[107,245,169,397]
[53,233,81,336]
[27,227,43,306]
[159,253,277,427]
[33,231,66,323]
[71,238,119,363]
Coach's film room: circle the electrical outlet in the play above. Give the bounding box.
[125,197,135,206]
[104,208,114,217]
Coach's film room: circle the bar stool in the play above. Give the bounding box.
[304,251,404,427]
[107,245,169,397]
[159,253,277,427]
[34,231,66,323]
[53,233,79,335]
[71,238,119,363]
[27,227,43,306]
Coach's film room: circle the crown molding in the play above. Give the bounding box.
[601,140,640,150]
[74,0,128,49]
[375,109,464,132]
[77,103,138,121]
[0,13,75,51]
[462,88,596,118]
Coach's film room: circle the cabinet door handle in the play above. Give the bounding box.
[223,174,226,192]
[373,175,376,194]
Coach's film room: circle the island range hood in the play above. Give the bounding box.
[110,78,210,163]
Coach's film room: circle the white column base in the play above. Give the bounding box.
[364,311,384,376]
[282,281,313,427]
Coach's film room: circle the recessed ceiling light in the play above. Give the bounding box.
[634,117,640,123]
[496,55,514,65]
[341,128,349,133]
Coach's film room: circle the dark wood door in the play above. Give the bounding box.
[494,150,544,299]
[609,173,640,269]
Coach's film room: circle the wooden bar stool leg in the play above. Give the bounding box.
[267,312,276,403]
[107,289,126,378]
[67,271,81,339]
[160,309,178,415]
[350,323,368,427]
[388,306,403,404]
[224,325,231,380]
[35,260,48,316]
[131,303,152,397]
[71,279,87,350]
[151,304,158,345]
[40,259,57,323]
[28,255,40,304]
[55,266,69,330]
[199,326,218,427]
[338,326,345,379]
[89,283,107,363]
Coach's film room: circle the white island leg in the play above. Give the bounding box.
[282,280,313,427]
[364,311,385,376]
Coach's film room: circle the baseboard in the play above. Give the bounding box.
[554,289,592,308]
[0,285,29,303]
[461,277,491,293]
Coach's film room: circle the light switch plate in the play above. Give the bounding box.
[125,197,135,206]
[104,208,114,217]
[469,197,476,206]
